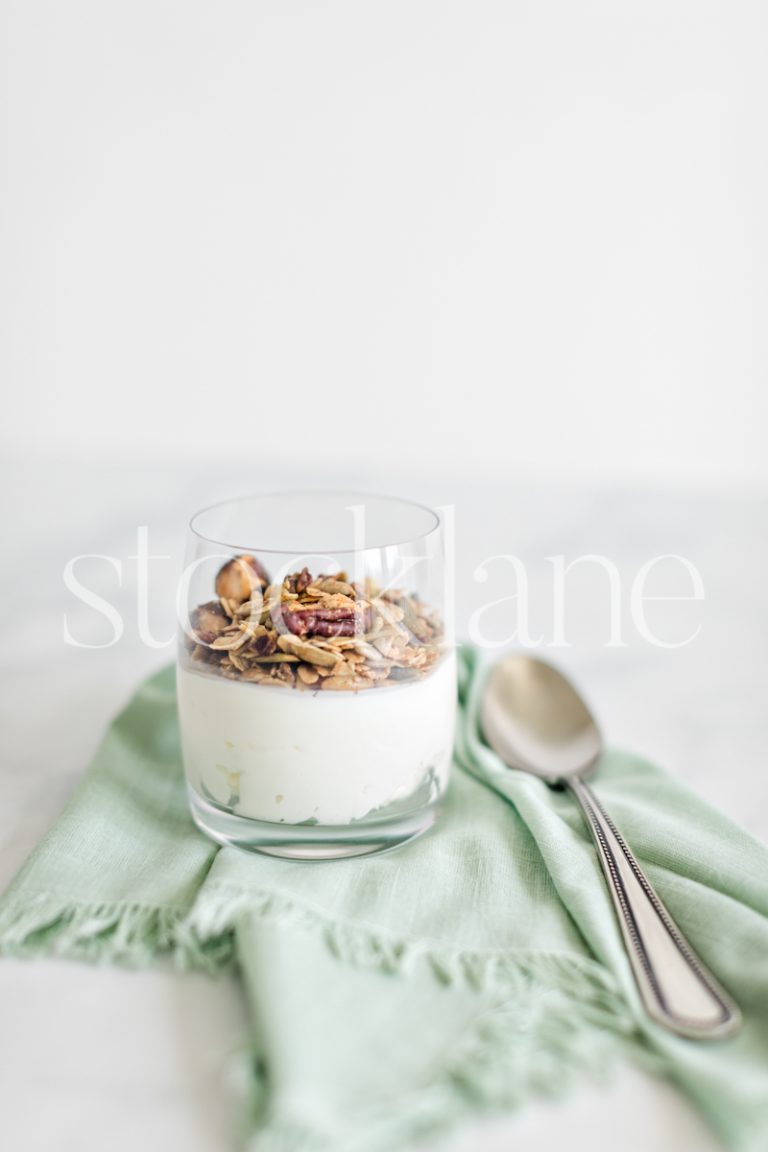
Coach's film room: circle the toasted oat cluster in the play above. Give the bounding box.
[184,555,444,691]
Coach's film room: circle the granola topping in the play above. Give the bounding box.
[184,558,444,691]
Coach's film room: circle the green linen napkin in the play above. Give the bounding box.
[1,648,767,1151]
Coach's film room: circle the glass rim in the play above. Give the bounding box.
[188,489,442,554]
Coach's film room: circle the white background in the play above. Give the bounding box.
[1,0,767,488]
[1,6,767,1152]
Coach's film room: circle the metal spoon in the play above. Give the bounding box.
[480,653,741,1040]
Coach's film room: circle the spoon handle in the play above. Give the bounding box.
[568,777,741,1039]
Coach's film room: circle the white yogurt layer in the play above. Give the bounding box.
[177,653,456,825]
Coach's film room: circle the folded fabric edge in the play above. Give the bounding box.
[0,882,632,1011]
[0,892,233,972]
[186,881,629,1003]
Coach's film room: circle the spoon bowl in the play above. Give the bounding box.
[481,655,601,784]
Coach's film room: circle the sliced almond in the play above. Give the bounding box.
[353,640,390,664]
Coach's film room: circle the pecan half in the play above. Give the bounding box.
[278,598,371,638]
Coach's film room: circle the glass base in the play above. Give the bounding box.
[187,787,442,860]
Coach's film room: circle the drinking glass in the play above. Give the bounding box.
[177,491,456,859]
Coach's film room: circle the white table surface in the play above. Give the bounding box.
[1,455,766,1152]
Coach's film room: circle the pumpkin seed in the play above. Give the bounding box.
[210,631,250,651]
[317,578,357,597]
[276,634,339,667]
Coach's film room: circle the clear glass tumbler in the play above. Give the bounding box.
[177,492,456,859]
